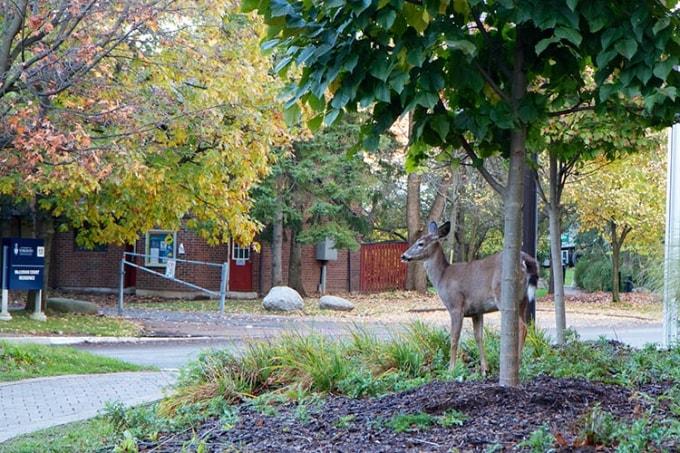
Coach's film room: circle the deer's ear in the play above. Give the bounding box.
[438,221,451,238]
[428,221,438,235]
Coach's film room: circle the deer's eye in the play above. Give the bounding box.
[417,242,424,248]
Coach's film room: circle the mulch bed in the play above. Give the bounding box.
[133,376,674,452]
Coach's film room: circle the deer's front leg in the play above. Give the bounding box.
[448,310,464,372]
[472,314,487,376]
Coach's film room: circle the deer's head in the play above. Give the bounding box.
[401,221,451,262]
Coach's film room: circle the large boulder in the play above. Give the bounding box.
[319,295,354,312]
[263,286,304,312]
[47,297,99,314]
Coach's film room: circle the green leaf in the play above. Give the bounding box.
[600,28,621,51]
[445,40,477,56]
[595,49,617,68]
[369,56,393,81]
[653,58,676,81]
[403,3,429,33]
[566,0,578,12]
[324,108,341,126]
[614,39,638,60]
[377,8,397,29]
[261,39,280,51]
[555,26,582,46]
[307,114,323,132]
[241,0,261,12]
[430,115,450,142]
[389,71,409,94]
[274,55,293,75]
[374,83,391,102]
[283,103,301,125]
[535,37,558,55]
[652,17,670,35]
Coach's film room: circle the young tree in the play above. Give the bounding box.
[538,109,655,342]
[246,0,680,386]
[253,115,385,295]
[567,142,666,302]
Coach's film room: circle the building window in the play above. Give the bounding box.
[232,243,250,262]
[145,230,177,267]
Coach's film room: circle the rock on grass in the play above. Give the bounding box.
[263,286,303,312]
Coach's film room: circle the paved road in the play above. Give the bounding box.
[0,371,176,443]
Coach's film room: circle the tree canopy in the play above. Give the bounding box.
[1,0,287,246]
[246,0,680,386]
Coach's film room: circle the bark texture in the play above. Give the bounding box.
[548,154,566,344]
[271,202,284,287]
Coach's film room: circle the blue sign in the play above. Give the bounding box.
[2,238,45,290]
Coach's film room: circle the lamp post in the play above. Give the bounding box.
[664,123,680,347]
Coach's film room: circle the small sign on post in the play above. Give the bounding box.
[1,238,46,321]
[165,259,176,279]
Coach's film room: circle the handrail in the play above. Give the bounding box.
[123,251,224,268]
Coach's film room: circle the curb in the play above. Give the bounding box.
[0,335,216,345]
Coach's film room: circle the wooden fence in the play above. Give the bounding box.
[359,241,409,292]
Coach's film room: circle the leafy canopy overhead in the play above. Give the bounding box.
[245,0,679,169]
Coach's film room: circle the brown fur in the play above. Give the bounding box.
[402,221,539,374]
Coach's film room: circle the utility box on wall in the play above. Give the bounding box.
[315,237,337,261]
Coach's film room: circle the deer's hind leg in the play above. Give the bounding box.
[472,314,487,376]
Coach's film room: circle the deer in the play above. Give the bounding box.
[401,221,539,375]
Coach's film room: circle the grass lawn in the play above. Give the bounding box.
[0,417,113,453]
[0,310,142,337]
[0,341,150,381]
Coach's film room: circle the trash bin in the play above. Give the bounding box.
[623,276,634,293]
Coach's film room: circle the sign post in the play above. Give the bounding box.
[0,246,10,321]
[664,124,680,347]
[1,238,46,321]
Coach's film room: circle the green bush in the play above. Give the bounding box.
[574,256,612,291]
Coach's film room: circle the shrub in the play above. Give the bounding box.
[574,256,612,291]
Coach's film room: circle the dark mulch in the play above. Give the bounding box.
[134,376,674,452]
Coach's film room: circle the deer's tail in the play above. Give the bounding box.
[521,252,539,302]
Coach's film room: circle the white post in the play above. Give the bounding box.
[663,124,680,347]
[0,246,11,321]
[218,262,228,314]
[29,289,47,321]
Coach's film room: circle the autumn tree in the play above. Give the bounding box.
[567,141,666,303]
[247,0,680,386]
[2,1,286,305]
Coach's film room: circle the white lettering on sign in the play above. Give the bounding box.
[14,270,40,275]
[18,276,35,280]
[37,246,45,257]
[18,246,34,256]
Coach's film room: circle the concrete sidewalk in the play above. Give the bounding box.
[0,371,177,443]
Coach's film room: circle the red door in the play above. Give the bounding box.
[229,242,253,292]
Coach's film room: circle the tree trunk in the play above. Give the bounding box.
[271,202,284,287]
[40,216,54,310]
[610,221,621,303]
[25,203,39,312]
[548,154,566,344]
[445,169,461,263]
[405,172,425,291]
[499,35,527,388]
[288,228,306,297]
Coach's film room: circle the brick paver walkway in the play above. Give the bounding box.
[0,371,177,443]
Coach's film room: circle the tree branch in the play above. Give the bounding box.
[458,135,506,196]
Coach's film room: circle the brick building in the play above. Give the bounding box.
[49,227,362,298]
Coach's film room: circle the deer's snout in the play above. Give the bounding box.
[401,253,411,262]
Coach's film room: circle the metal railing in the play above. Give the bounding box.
[118,252,229,315]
